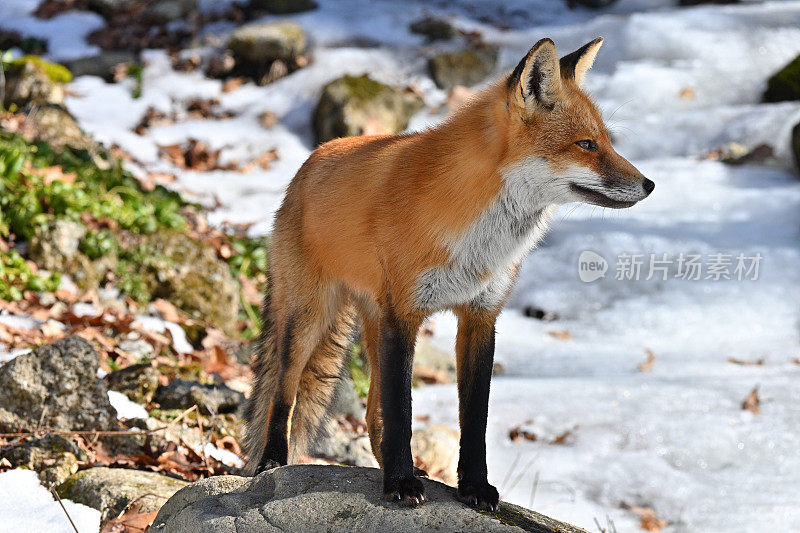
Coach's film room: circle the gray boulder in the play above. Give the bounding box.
[58,467,188,523]
[154,379,244,415]
[313,74,424,144]
[428,46,499,90]
[152,465,587,532]
[143,0,198,24]
[228,21,307,66]
[64,51,137,81]
[0,336,119,433]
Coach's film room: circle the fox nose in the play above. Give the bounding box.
[642,178,655,195]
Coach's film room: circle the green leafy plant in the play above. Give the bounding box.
[0,249,60,300]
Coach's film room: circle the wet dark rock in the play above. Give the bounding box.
[523,306,559,321]
[763,53,800,103]
[154,379,244,415]
[249,0,318,13]
[410,17,457,42]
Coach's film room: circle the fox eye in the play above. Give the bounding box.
[575,140,598,152]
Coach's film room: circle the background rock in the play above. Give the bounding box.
[428,46,498,90]
[249,0,318,13]
[3,435,83,486]
[228,21,307,66]
[131,230,239,334]
[409,17,457,42]
[154,379,244,415]
[313,74,424,144]
[411,425,459,485]
[309,419,377,467]
[58,467,188,523]
[64,51,137,81]
[763,53,800,102]
[151,465,588,532]
[0,336,119,433]
[105,363,160,404]
[792,122,800,173]
[143,0,199,24]
[413,336,456,384]
[2,57,66,108]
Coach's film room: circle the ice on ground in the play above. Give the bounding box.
[108,390,149,420]
[0,469,101,533]
[134,315,194,354]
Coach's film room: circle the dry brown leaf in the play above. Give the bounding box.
[552,429,572,445]
[678,87,695,99]
[742,387,760,415]
[222,77,246,93]
[727,357,764,366]
[509,426,537,442]
[101,501,158,533]
[638,349,656,372]
[152,299,182,323]
[547,330,572,341]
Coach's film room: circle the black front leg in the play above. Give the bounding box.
[455,310,499,511]
[379,307,426,507]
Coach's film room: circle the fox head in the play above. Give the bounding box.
[503,37,654,209]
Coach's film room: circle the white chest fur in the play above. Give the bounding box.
[413,157,560,311]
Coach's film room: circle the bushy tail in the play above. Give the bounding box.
[243,292,357,472]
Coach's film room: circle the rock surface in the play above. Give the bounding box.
[58,467,188,523]
[309,418,378,467]
[65,51,137,81]
[313,74,424,144]
[3,434,83,486]
[763,53,800,102]
[105,363,161,404]
[152,465,587,532]
[228,21,307,66]
[154,379,244,415]
[0,336,119,433]
[2,57,66,108]
[411,425,459,485]
[410,17,457,42]
[792,121,800,173]
[428,46,498,90]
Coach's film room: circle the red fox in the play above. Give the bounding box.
[245,37,653,510]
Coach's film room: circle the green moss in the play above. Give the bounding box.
[339,74,388,101]
[764,53,800,102]
[3,55,73,83]
[0,249,60,301]
[56,469,88,499]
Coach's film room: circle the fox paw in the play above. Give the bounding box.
[457,480,499,512]
[383,475,427,507]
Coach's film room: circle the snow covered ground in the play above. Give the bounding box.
[4,0,800,531]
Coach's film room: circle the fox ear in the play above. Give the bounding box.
[559,37,603,86]
[510,38,562,110]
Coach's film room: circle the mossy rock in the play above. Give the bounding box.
[2,57,69,109]
[228,20,307,65]
[58,467,188,524]
[28,219,115,289]
[428,46,499,90]
[313,74,424,144]
[4,435,83,486]
[128,230,239,334]
[249,0,317,13]
[764,53,800,103]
